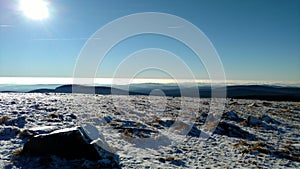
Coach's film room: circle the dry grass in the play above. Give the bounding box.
[11,149,23,157]
[108,122,120,127]
[238,119,247,126]
[0,116,10,123]
[233,140,267,153]
[233,140,248,149]
[233,140,300,162]
[151,118,161,124]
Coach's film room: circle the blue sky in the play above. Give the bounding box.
[0,0,299,82]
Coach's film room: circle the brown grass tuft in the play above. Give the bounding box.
[0,116,10,123]
[12,149,23,157]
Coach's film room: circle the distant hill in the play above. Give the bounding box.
[25,84,300,101]
[0,84,60,93]
[226,85,300,101]
[29,84,143,95]
[28,89,55,93]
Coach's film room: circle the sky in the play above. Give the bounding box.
[0,0,299,83]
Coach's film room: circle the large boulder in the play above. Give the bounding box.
[21,126,118,163]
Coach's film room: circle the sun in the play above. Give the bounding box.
[19,0,49,20]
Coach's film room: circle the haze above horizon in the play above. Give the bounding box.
[0,77,300,87]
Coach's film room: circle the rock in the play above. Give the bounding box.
[245,116,276,130]
[229,101,238,105]
[29,104,40,109]
[81,123,110,151]
[214,121,257,141]
[157,118,174,127]
[44,107,59,112]
[65,113,77,122]
[67,113,77,119]
[48,113,59,118]
[104,116,112,123]
[291,144,300,151]
[262,102,272,107]
[246,116,262,126]
[248,103,259,107]
[261,115,280,125]
[21,126,119,164]
[196,113,208,123]
[187,124,202,137]
[203,101,210,105]
[20,126,59,138]
[223,110,244,122]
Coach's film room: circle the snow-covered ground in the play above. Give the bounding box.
[0,93,299,168]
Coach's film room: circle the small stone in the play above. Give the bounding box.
[262,102,272,107]
[248,103,259,107]
[104,116,112,123]
[67,113,77,119]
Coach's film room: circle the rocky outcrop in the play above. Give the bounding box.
[21,126,119,166]
[214,121,258,141]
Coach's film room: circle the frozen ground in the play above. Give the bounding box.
[0,93,299,168]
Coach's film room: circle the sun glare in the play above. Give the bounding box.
[19,0,49,20]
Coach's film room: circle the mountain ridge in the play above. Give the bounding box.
[21,84,300,101]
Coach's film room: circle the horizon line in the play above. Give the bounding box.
[0,77,300,87]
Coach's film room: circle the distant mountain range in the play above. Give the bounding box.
[1,84,300,101]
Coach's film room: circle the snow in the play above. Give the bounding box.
[0,93,300,168]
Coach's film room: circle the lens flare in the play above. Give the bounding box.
[19,0,49,20]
